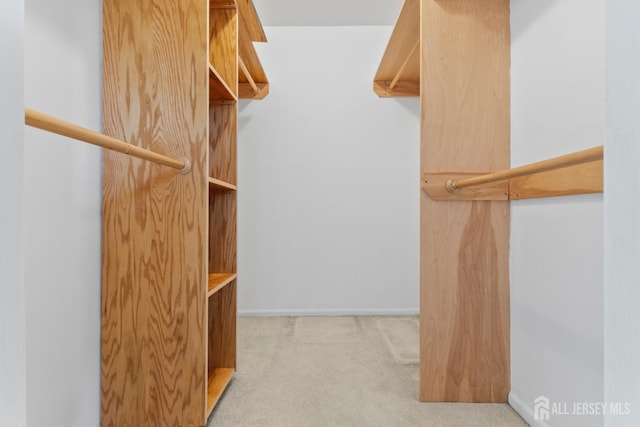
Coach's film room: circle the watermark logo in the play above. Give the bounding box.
[534,395,550,421]
[534,395,631,421]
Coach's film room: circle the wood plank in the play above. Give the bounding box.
[209,104,237,185]
[208,273,237,296]
[205,368,234,417]
[207,282,237,371]
[510,159,603,200]
[237,0,267,42]
[209,177,237,192]
[101,0,208,425]
[210,7,238,98]
[420,0,510,403]
[374,0,420,96]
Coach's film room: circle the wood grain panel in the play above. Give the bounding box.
[207,282,237,370]
[420,0,510,402]
[210,7,238,98]
[101,0,208,425]
[209,104,237,185]
[209,191,237,274]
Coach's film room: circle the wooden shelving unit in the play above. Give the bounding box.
[101,0,268,425]
[375,0,604,405]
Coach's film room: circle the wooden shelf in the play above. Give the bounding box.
[210,64,238,101]
[237,1,269,99]
[209,177,237,191]
[206,368,234,417]
[373,0,419,97]
[208,273,237,297]
[237,0,266,42]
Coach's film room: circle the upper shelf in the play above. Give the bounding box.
[238,1,269,99]
[373,0,419,97]
[209,0,269,101]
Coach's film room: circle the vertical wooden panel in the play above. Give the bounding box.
[420,0,510,402]
[101,0,209,425]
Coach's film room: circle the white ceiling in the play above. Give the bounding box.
[252,0,405,27]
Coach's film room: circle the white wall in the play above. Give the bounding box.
[24,0,102,425]
[0,1,26,426]
[509,1,604,426]
[604,1,640,426]
[237,26,420,315]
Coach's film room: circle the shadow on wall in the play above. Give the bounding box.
[510,0,559,42]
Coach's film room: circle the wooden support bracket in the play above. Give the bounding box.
[423,159,603,201]
[422,172,509,200]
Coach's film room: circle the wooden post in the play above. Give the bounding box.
[420,0,511,402]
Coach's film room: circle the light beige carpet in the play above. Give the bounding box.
[207,316,527,427]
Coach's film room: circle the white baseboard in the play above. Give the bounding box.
[238,308,419,317]
[509,391,550,427]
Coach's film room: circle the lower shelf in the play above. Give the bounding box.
[206,368,234,417]
[207,273,237,297]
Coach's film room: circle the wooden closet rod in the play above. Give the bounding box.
[24,108,192,174]
[448,145,603,191]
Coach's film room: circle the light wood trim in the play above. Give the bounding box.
[209,177,237,191]
[450,146,603,191]
[510,159,603,200]
[420,0,510,403]
[237,0,267,42]
[205,368,234,417]
[207,273,237,296]
[26,108,188,172]
[374,0,420,97]
[238,56,258,93]
[389,39,420,91]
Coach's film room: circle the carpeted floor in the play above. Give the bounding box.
[207,316,527,427]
